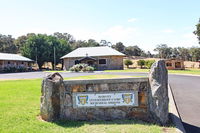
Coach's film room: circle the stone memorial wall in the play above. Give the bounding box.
[41,60,169,125]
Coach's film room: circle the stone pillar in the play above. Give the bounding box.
[40,72,64,121]
[148,60,169,125]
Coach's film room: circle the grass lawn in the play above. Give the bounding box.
[0,76,175,133]
[105,68,200,75]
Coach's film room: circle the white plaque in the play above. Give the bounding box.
[72,91,138,108]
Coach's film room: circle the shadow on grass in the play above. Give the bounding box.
[53,119,172,128]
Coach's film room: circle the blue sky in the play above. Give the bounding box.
[0,0,199,52]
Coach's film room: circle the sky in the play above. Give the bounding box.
[0,0,200,52]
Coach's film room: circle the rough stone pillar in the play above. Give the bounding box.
[40,72,64,121]
[148,60,169,125]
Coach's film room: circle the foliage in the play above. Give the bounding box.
[0,34,17,53]
[112,42,125,53]
[144,60,155,69]
[190,47,200,61]
[124,59,133,68]
[137,60,145,68]
[69,63,94,72]
[124,45,143,56]
[154,44,172,59]
[20,34,71,69]
[194,18,200,44]
[1,66,27,73]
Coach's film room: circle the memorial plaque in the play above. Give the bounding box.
[72,91,138,108]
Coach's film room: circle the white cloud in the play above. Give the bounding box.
[128,18,137,22]
[162,29,175,33]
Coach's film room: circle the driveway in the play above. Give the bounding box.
[0,71,199,132]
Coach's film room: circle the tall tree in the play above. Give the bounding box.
[112,42,125,53]
[189,47,200,61]
[124,45,142,56]
[177,47,190,61]
[53,32,75,44]
[194,18,200,44]
[20,34,50,69]
[47,36,71,69]
[154,44,172,59]
[0,34,17,53]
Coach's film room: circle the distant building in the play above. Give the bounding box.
[61,46,125,70]
[165,59,185,70]
[124,56,185,70]
[0,53,33,70]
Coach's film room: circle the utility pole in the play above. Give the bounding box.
[35,47,38,69]
[54,46,56,70]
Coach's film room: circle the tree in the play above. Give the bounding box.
[53,32,75,44]
[47,36,71,69]
[14,33,36,53]
[145,60,155,69]
[0,34,17,53]
[154,44,172,59]
[137,60,145,69]
[194,18,200,44]
[112,42,125,53]
[177,47,190,61]
[124,59,133,68]
[124,45,142,56]
[189,47,200,61]
[100,40,112,46]
[20,34,50,69]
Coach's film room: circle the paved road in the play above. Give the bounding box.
[0,71,199,132]
[169,75,200,133]
[0,71,148,80]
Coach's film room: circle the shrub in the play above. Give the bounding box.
[124,59,133,68]
[69,63,94,72]
[137,60,145,69]
[2,65,27,73]
[145,60,155,69]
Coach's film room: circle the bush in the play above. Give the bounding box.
[124,59,133,68]
[145,60,155,69]
[69,63,94,72]
[2,65,27,73]
[137,60,145,69]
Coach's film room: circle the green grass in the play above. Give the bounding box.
[0,77,174,133]
[105,68,200,75]
[105,69,150,73]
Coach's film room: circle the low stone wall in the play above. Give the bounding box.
[59,78,149,121]
[41,60,169,125]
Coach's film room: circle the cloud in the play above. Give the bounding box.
[128,18,137,22]
[162,29,175,33]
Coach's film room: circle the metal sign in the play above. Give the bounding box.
[72,91,138,108]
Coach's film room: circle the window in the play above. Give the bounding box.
[175,62,181,68]
[75,60,80,65]
[166,62,172,67]
[99,59,106,64]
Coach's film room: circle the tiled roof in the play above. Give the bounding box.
[0,53,33,62]
[61,46,125,58]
